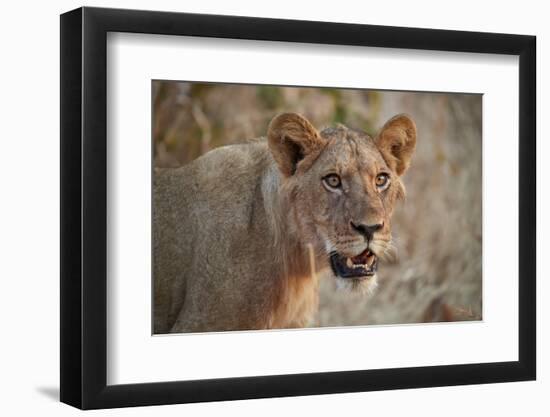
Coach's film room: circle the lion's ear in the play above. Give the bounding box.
[267,113,325,177]
[375,114,417,176]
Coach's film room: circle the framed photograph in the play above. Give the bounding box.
[60,6,536,410]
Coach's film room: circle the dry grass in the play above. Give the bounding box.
[153,81,482,326]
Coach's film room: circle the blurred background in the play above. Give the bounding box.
[153,80,482,326]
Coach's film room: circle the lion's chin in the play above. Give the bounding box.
[334,274,378,295]
[325,247,380,295]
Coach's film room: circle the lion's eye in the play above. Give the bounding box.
[375,173,390,189]
[323,174,342,189]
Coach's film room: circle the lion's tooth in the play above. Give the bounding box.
[346,258,353,268]
[366,255,375,267]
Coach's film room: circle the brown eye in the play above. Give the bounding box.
[323,174,341,189]
[375,173,390,189]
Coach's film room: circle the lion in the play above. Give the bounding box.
[153,112,416,333]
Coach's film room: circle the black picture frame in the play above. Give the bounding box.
[60,6,536,410]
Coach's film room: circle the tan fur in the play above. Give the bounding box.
[154,113,416,333]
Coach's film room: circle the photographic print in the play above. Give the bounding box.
[60,8,535,408]
[152,81,482,334]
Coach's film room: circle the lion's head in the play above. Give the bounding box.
[268,112,416,293]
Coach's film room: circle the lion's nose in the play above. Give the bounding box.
[350,221,383,241]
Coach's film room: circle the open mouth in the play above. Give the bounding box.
[330,248,378,279]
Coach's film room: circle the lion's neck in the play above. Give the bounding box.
[260,165,321,328]
[261,166,311,275]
